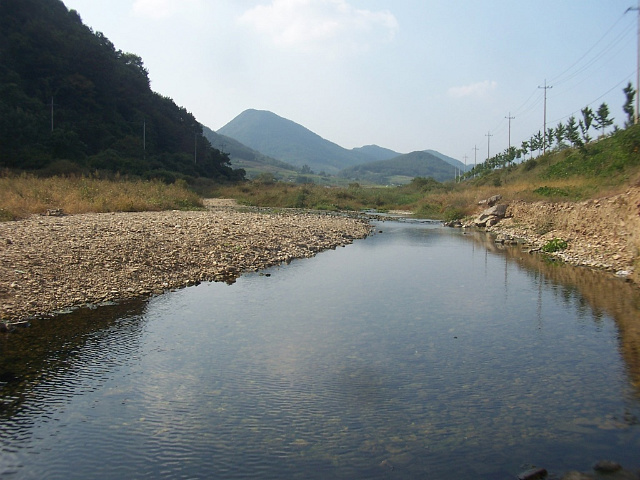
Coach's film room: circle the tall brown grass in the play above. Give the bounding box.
[0,174,203,221]
[212,167,618,220]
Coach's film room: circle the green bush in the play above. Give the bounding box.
[534,186,570,197]
[542,238,568,253]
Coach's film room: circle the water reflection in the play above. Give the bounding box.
[466,230,640,400]
[0,221,639,479]
[0,300,147,429]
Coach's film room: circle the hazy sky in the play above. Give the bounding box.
[61,0,637,163]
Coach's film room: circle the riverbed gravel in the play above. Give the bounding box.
[0,200,371,324]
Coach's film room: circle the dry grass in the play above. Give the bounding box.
[0,174,203,221]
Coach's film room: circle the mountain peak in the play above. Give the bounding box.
[218,110,370,174]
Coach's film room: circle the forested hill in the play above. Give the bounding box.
[338,151,457,184]
[0,0,244,182]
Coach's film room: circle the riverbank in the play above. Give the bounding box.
[479,185,640,284]
[0,200,371,324]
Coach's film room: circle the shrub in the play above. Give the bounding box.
[443,207,466,222]
[533,186,570,197]
[542,238,568,253]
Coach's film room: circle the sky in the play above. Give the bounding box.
[61,0,638,164]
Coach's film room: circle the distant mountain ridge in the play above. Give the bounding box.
[202,126,297,174]
[338,151,457,185]
[352,145,401,162]
[217,108,464,182]
[218,109,376,174]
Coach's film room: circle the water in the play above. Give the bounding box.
[1,219,640,479]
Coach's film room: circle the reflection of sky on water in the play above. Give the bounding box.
[1,220,639,479]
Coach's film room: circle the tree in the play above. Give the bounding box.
[580,107,594,144]
[594,102,613,138]
[531,131,544,156]
[579,120,592,145]
[546,127,555,151]
[0,0,245,182]
[506,146,517,166]
[555,122,566,148]
[623,82,635,127]
[565,116,582,147]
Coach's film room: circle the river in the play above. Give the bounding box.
[1,219,639,479]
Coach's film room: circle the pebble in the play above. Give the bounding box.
[0,206,371,324]
[485,186,640,283]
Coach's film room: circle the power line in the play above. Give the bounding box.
[548,13,631,86]
[627,1,640,123]
[485,131,493,160]
[538,80,553,154]
[549,23,634,96]
[498,11,635,155]
[505,113,515,150]
[472,145,479,174]
[548,71,635,125]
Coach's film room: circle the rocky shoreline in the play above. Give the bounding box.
[461,186,640,284]
[0,200,371,325]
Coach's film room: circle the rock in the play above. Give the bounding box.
[593,460,622,473]
[44,208,64,216]
[561,472,594,480]
[478,194,502,206]
[487,194,503,206]
[474,204,508,227]
[517,467,548,480]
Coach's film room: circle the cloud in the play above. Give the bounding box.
[132,0,201,19]
[238,0,398,55]
[448,80,497,98]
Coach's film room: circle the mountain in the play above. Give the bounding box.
[0,0,243,182]
[338,151,457,185]
[217,109,372,174]
[424,150,470,172]
[202,126,298,178]
[352,145,401,162]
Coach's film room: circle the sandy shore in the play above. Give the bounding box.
[0,200,371,324]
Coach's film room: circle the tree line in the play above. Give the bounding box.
[0,0,244,183]
[463,83,635,178]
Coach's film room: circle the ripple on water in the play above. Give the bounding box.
[2,224,640,479]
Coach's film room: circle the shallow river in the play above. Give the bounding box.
[1,219,640,479]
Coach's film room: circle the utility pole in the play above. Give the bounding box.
[505,113,515,166]
[538,79,552,153]
[194,132,197,164]
[627,0,640,124]
[463,154,468,181]
[50,97,57,132]
[485,131,493,160]
[472,145,479,176]
[505,113,515,150]
[143,119,146,161]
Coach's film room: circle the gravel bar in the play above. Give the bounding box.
[0,204,372,324]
